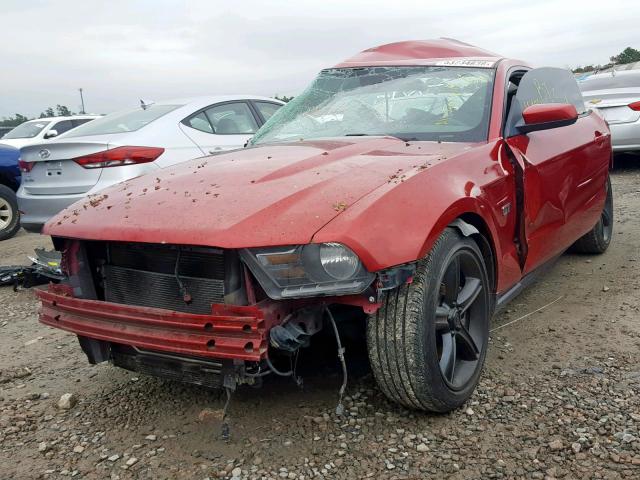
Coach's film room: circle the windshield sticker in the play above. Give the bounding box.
[433,59,496,68]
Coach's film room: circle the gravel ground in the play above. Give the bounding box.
[0,157,639,480]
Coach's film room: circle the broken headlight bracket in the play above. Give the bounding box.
[269,307,324,353]
[374,263,416,302]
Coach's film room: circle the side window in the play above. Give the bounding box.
[184,112,214,133]
[71,118,93,128]
[254,102,282,122]
[503,70,527,134]
[51,120,74,135]
[205,102,258,134]
[505,67,586,137]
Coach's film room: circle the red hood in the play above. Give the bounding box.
[45,137,473,247]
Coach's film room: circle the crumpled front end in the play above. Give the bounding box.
[37,238,383,389]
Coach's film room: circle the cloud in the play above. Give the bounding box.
[0,0,637,117]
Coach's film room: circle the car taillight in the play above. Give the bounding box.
[73,146,165,169]
[18,160,34,172]
[628,101,640,111]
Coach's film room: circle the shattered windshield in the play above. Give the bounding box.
[252,66,495,144]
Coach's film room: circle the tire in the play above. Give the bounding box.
[366,227,491,412]
[571,176,613,254]
[0,184,20,241]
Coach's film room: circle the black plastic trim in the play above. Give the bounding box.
[494,254,560,313]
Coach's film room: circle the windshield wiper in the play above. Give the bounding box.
[346,133,413,142]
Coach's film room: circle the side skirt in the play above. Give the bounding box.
[493,254,561,314]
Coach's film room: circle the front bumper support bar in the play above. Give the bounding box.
[36,286,268,362]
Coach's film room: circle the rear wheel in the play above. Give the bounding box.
[366,228,491,412]
[0,184,20,241]
[571,176,613,254]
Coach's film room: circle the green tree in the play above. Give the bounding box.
[56,104,74,116]
[573,65,595,73]
[0,113,29,127]
[39,107,55,118]
[610,47,640,65]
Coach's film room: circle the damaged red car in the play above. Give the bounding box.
[37,39,613,413]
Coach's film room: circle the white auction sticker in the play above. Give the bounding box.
[433,58,497,68]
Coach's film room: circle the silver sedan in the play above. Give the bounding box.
[17,96,283,232]
[579,70,640,152]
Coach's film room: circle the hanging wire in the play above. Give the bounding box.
[325,307,348,416]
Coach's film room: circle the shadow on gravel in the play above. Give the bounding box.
[245,305,372,395]
[142,306,373,404]
[612,152,640,171]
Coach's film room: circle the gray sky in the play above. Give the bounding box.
[1,0,638,118]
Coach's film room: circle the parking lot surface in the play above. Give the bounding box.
[1,158,639,479]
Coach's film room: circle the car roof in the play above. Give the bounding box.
[23,115,101,122]
[335,38,503,68]
[37,95,286,144]
[583,69,640,80]
[147,95,284,110]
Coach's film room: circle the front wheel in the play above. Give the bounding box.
[0,184,20,241]
[367,228,491,412]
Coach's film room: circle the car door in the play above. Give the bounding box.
[180,101,260,154]
[504,67,608,274]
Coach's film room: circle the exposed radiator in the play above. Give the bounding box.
[104,265,224,314]
[102,244,226,314]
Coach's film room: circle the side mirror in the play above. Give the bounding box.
[517,103,578,133]
[44,129,58,139]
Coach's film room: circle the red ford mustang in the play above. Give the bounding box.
[37,39,613,413]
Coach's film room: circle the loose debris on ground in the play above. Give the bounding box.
[0,158,639,479]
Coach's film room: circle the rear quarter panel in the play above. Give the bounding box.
[121,122,205,168]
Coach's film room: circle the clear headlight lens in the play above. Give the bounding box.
[319,242,359,280]
[241,243,374,300]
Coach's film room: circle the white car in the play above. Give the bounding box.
[0,116,101,149]
[580,70,640,152]
[17,96,284,232]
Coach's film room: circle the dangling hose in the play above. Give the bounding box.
[265,356,294,377]
[325,307,348,416]
[221,387,232,442]
[174,248,192,304]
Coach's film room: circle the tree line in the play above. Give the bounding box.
[573,46,640,74]
[0,105,77,127]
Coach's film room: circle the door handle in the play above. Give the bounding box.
[208,147,223,154]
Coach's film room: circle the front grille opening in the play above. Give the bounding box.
[84,241,244,314]
[110,344,224,389]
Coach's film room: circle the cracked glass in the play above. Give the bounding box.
[252,66,495,145]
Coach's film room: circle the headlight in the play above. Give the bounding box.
[240,243,375,299]
[320,242,359,280]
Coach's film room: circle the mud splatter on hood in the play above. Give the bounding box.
[45,137,471,248]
